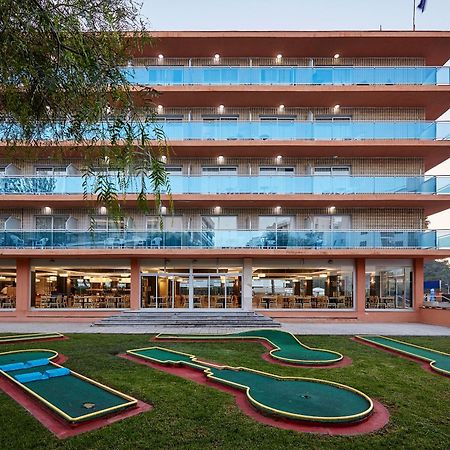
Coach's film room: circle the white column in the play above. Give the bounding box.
[242,258,253,311]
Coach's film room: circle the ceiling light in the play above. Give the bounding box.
[276,54,282,60]
[158,54,164,60]
[218,104,225,113]
[160,206,167,215]
[160,155,167,163]
[334,53,340,59]
[278,104,285,111]
[217,155,224,164]
[157,104,163,111]
[214,54,220,61]
[214,206,222,214]
[43,206,52,215]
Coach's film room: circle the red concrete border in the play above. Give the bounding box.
[152,336,353,369]
[0,336,68,345]
[120,353,389,435]
[352,337,450,378]
[0,353,152,439]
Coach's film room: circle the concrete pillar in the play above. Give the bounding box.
[355,258,366,320]
[413,258,424,310]
[130,258,141,310]
[242,258,253,311]
[16,258,31,318]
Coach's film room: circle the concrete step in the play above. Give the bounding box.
[93,310,281,328]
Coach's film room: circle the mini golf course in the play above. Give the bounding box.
[0,332,65,344]
[155,329,344,366]
[126,346,373,425]
[356,335,450,377]
[0,348,143,437]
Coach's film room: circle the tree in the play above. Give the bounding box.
[0,0,170,225]
[424,259,450,289]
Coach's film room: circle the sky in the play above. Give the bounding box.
[141,0,450,230]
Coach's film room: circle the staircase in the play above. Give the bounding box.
[93,311,281,328]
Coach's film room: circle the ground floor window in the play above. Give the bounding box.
[31,259,130,308]
[365,260,413,309]
[0,262,16,309]
[140,259,242,309]
[252,260,354,309]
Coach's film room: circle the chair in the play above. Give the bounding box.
[302,296,312,308]
[34,237,49,249]
[9,234,24,248]
[252,296,262,308]
[151,237,163,248]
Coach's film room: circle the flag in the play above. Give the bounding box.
[417,0,427,12]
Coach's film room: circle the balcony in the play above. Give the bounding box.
[2,121,448,142]
[1,175,449,195]
[123,66,450,86]
[1,229,448,250]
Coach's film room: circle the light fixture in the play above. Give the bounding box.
[214,206,222,214]
[160,206,167,215]
[59,273,68,278]
[259,273,266,278]
[160,155,167,163]
[319,273,328,278]
[43,206,52,215]
[158,54,164,60]
[333,104,340,113]
[48,276,57,282]
[276,54,283,61]
[214,54,220,61]
[278,104,285,111]
[218,104,225,113]
[275,206,282,214]
[333,53,340,59]
[328,205,336,214]
[99,206,107,215]
[217,155,224,164]
[275,155,282,165]
[157,104,164,111]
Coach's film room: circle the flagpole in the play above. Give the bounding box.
[413,0,416,31]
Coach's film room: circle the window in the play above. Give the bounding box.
[154,115,184,122]
[202,166,237,175]
[314,115,352,121]
[202,115,239,122]
[93,216,127,231]
[310,215,351,230]
[259,216,294,231]
[35,167,67,176]
[314,166,351,176]
[259,115,296,121]
[146,216,183,231]
[366,261,413,309]
[259,166,295,175]
[165,166,183,175]
[201,216,237,230]
[35,216,67,230]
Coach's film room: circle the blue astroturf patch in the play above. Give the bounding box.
[0,362,26,372]
[14,371,48,383]
[45,367,70,378]
[25,358,50,368]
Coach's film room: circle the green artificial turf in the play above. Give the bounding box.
[130,346,371,422]
[158,329,343,364]
[0,334,448,449]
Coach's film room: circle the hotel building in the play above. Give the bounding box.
[1,31,450,325]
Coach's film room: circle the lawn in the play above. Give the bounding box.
[0,334,448,450]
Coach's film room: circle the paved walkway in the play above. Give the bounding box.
[0,322,448,335]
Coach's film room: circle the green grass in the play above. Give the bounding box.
[0,334,448,450]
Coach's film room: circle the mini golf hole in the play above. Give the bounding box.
[83,402,96,409]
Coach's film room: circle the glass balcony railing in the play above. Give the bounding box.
[2,121,448,141]
[153,120,449,141]
[1,175,449,195]
[0,229,448,249]
[122,66,450,86]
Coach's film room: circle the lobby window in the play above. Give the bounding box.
[0,264,17,309]
[259,216,294,231]
[31,261,131,309]
[365,261,413,309]
[252,262,354,310]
